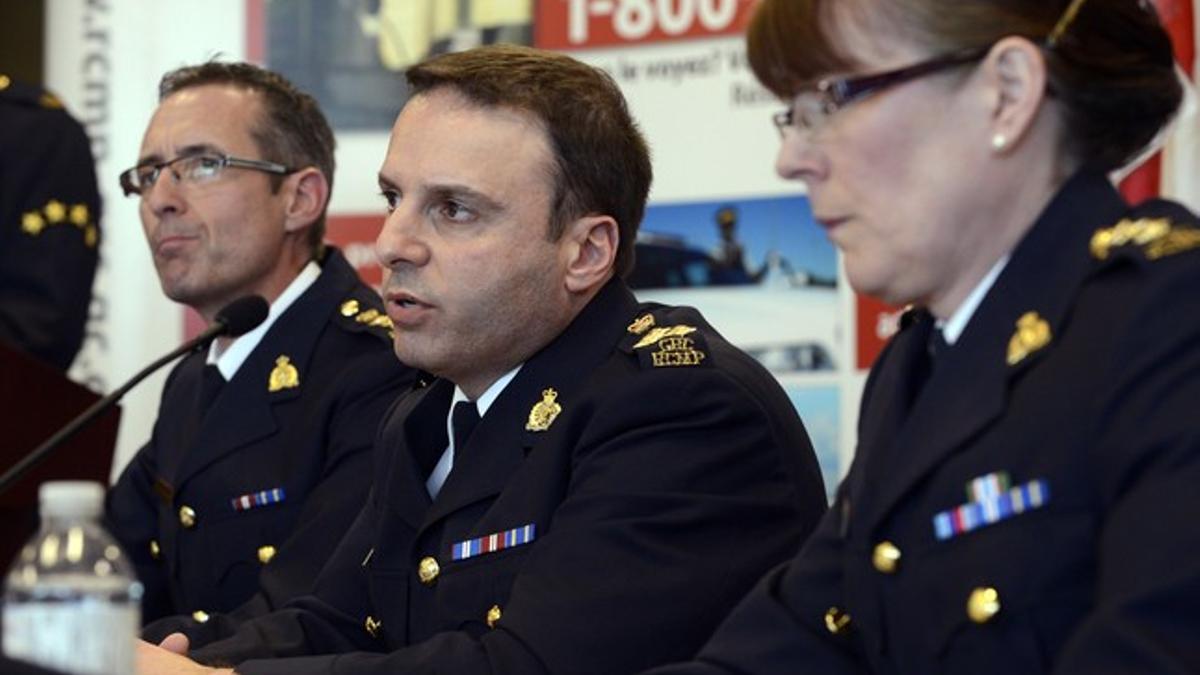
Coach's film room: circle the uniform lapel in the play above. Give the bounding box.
[857,171,1127,527]
[422,280,640,527]
[172,251,358,487]
[385,379,452,530]
[855,311,935,467]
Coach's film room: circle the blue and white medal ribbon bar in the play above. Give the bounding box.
[230,487,287,512]
[452,523,537,561]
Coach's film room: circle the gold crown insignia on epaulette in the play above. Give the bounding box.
[1091,217,1200,261]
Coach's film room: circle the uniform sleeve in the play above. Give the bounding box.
[141,351,411,645]
[189,487,385,664]
[0,101,100,371]
[1051,263,1200,674]
[195,364,820,675]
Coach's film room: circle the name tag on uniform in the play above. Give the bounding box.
[452,523,537,561]
[932,472,1049,541]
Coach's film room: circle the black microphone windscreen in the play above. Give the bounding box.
[215,296,269,337]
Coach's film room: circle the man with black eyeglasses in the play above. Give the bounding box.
[106,61,413,636]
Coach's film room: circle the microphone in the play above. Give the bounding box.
[198,295,271,345]
[0,295,269,495]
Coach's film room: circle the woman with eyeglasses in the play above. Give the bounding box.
[645,0,1200,673]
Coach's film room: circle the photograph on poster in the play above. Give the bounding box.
[262,0,533,130]
[630,195,840,375]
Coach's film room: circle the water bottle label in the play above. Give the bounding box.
[3,601,138,675]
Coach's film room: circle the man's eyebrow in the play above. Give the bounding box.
[136,143,224,167]
[377,174,399,192]
[426,182,504,212]
[376,176,504,212]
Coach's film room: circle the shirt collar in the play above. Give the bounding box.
[206,260,322,379]
[449,364,523,418]
[938,255,1009,346]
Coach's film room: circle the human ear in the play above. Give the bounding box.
[282,167,329,233]
[980,36,1049,154]
[562,215,618,294]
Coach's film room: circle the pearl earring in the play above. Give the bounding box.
[991,133,1008,151]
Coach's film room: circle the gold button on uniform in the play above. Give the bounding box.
[418,556,440,585]
[179,505,197,529]
[872,541,901,574]
[257,545,277,564]
[0,75,10,91]
[967,586,1001,624]
[824,606,852,635]
[192,610,210,623]
[149,539,161,560]
[486,604,502,629]
[364,615,382,638]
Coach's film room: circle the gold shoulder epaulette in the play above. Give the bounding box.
[0,75,65,110]
[337,298,394,341]
[1091,217,1200,261]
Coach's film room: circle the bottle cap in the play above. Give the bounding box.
[39,481,105,519]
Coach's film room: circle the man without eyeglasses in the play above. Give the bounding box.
[106,62,413,635]
[135,45,827,675]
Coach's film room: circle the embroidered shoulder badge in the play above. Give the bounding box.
[633,324,697,349]
[1090,217,1200,260]
[20,200,97,247]
[631,324,709,368]
[1006,312,1051,366]
[526,389,562,432]
[268,355,300,392]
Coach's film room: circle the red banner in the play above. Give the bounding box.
[855,296,903,371]
[534,0,758,50]
[326,215,387,289]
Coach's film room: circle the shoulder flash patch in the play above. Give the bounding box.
[1091,217,1200,262]
[336,298,394,342]
[622,314,711,370]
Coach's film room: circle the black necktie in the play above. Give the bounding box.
[451,400,481,452]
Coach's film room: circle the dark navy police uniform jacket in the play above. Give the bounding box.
[646,171,1200,674]
[181,279,828,675]
[107,248,413,626]
[0,75,100,371]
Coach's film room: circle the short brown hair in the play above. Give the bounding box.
[748,0,1181,172]
[406,44,652,278]
[159,61,336,258]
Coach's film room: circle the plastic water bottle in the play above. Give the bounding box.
[2,481,142,674]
